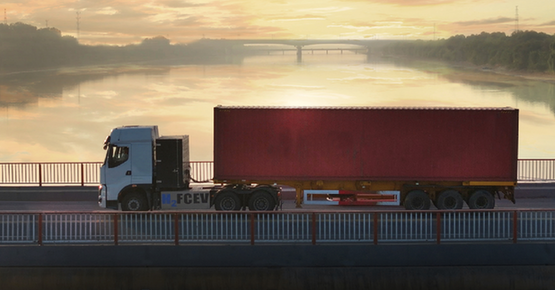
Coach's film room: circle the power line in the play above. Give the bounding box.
[76,11,81,39]
[4,9,7,25]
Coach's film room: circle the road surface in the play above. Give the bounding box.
[0,183,553,212]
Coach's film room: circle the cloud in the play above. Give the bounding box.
[296,6,353,14]
[453,17,514,26]
[271,15,326,22]
[96,7,119,15]
[157,0,205,8]
[539,20,555,26]
[328,21,421,31]
[344,0,460,6]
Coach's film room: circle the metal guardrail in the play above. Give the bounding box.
[0,162,101,186]
[189,161,213,183]
[0,159,554,186]
[518,159,555,181]
[1,210,554,245]
[0,161,213,186]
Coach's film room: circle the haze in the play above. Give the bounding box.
[3,0,555,45]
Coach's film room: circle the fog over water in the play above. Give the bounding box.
[1,53,554,162]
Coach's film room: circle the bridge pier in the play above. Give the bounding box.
[296,45,303,62]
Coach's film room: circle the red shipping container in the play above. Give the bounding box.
[213,106,518,182]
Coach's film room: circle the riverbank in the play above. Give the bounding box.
[449,61,555,84]
[3,56,554,85]
[381,55,555,85]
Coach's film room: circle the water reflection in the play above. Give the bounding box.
[0,67,172,108]
[0,54,554,162]
[395,59,555,116]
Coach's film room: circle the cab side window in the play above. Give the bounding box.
[108,146,129,168]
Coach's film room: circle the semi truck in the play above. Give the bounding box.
[98,106,519,211]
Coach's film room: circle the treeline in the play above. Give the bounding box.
[0,22,231,72]
[384,31,555,72]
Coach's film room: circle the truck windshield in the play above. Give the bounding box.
[106,145,129,168]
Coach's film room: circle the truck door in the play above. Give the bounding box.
[104,144,133,199]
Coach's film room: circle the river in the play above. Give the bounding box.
[1,52,554,162]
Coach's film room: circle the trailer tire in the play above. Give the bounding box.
[248,191,276,211]
[404,190,431,210]
[467,190,495,209]
[121,191,148,211]
[214,191,242,211]
[435,189,464,210]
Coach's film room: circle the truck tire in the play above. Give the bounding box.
[404,190,431,210]
[435,189,464,210]
[467,190,495,209]
[248,191,276,211]
[214,191,242,211]
[121,191,148,211]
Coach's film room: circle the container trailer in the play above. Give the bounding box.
[98,106,518,211]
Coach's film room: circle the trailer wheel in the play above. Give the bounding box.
[248,191,276,211]
[435,189,464,210]
[214,191,241,211]
[404,190,431,210]
[121,191,148,211]
[467,190,495,209]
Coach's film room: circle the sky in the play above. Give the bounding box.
[3,0,555,45]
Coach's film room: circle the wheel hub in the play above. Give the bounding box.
[128,200,140,211]
[222,198,236,210]
[475,196,488,208]
[254,198,269,210]
[444,197,456,208]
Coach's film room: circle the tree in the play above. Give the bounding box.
[383,30,555,72]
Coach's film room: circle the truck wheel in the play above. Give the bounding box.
[467,190,495,209]
[214,191,241,211]
[248,191,276,211]
[121,191,148,211]
[404,190,431,210]
[435,189,464,210]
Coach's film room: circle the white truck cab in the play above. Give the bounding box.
[99,125,192,210]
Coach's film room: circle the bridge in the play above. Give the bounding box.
[1,159,554,246]
[2,205,555,289]
[191,38,393,62]
[1,160,554,289]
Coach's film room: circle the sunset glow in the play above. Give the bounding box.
[3,0,554,45]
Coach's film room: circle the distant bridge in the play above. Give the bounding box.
[191,39,395,61]
[197,39,380,46]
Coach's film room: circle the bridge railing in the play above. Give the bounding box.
[0,159,554,186]
[0,162,101,186]
[1,209,554,245]
[0,161,214,186]
[518,159,555,181]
